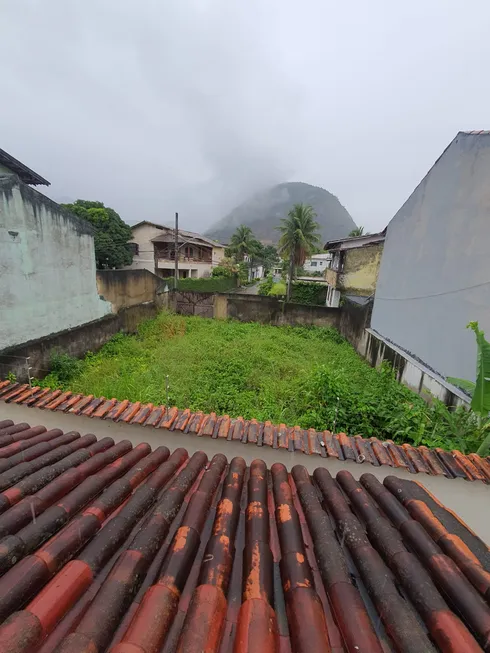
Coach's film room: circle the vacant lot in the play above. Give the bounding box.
[39,312,483,452]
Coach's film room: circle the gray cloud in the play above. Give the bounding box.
[1,0,490,233]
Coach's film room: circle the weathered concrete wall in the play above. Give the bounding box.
[339,243,383,296]
[372,132,490,382]
[0,176,111,350]
[338,297,372,356]
[0,302,158,381]
[96,269,165,312]
[365,329,469,408]
[170,290,340,328]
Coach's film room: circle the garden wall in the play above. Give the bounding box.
[96,269,166,312]
[169,291,340,328]
[0,302,158,381]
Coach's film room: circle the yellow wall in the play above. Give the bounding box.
[338,243,384,296]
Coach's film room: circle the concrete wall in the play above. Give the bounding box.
[365,329,469,408]
[0,302,158,381]
[338,297,372,355]
[170,291,340,328]
[0,176,111,350]
[372,132,490,382]
[96,269,165,312]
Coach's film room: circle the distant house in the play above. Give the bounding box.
[324,232,385,307]
[372,131,490,383]
[127,221,225,279]
[0,147,110,350]
[303,253,332,274]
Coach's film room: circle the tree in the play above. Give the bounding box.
[211,258,238,278]
[62,200,133,269]
[226,225,259,262]
[277,204,321,301]
[255,244,279,273]
[348,226,365,237]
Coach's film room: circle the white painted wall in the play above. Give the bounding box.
[126,223,162,272]
[304,253,332,273]
[0,178,111,349]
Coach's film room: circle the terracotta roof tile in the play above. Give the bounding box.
[0,380,488,483]
[0,419,485,651]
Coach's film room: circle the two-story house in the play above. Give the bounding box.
[127,221,225,279]
[324,232,385,307]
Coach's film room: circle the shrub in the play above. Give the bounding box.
[258,274,274,296]
[291,281,327,305]
[269,282,286,296]
[211,259,237,278]
[177,276,237,292]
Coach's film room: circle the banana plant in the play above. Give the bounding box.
[448,322,490,456]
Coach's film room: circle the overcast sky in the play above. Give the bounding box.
[1,0,490,233]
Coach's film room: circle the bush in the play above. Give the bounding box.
[269,282,286,296]
[211,259,237,278]
[258,274,274,296]
[291,281,327,305]
[177,276,237,292]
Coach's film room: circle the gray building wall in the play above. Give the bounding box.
[371,132,490,382]
[0,175,111,350]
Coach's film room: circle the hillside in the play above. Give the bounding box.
[205,182,356,243]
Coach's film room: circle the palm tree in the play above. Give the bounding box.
[277,204,321,300]
[348,226,365,237]
[227,225,258,262]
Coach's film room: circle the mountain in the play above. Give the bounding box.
[205,182,356,244]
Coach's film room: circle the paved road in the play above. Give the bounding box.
[232,281,261,295]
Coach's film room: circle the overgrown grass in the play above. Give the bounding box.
[37,312,487,452]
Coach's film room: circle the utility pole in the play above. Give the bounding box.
[174,211,179,290]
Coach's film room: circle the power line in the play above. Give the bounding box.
[376,279,490,301]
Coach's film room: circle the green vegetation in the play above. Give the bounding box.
[291,281,327,306]
[177,276,237,293]
[348,226,366,237]
[62,200,133,269]
[225,225,259,262]
[277,204,321,300]
[448,321,490,455]
[258,278,326,305]
[37,313,487,453]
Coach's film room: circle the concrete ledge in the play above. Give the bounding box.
[0,302,158,381]
[366,328,470,407]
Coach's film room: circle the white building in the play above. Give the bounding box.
[303,253,332,273]
[126,221,225,279]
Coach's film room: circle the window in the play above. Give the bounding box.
[128,242,139,256]
[310,261,317,267]
[184,246,194,259]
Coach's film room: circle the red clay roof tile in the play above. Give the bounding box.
[0,419,485,651]
[0,381,488,484]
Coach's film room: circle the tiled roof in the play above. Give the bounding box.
[0,420,487,652]
[1,380,490,483]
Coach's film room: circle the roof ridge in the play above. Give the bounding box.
[0,379,488,483]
